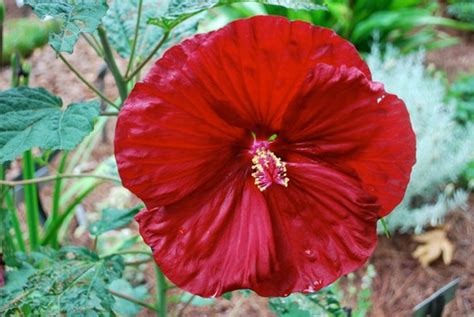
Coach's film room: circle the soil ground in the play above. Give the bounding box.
[1,3,473,317]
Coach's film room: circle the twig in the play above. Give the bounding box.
[100,111,119,116]
[125,0,143,78]
[177,294,196,317]
[104,250,152,257]
[109,289,158,312]
[125,258,152,266]
[126,32,169,81]
[58,53,119,109]
[0,173,121,187]
[81,33,103,57]
[97,27,129,102]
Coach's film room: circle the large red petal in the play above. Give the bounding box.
[261,156,380,294]
[279,64,416,216]
[136,156,379,297]
[136,175,285,297]
[115,83,247,208]
[142,15,370,135]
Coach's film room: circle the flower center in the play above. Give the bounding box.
[251,147,289,192]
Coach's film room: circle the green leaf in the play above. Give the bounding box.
[110,279,149,316]
[448,2,474,23]
[25,0,108,53]
[0,247,124,315]
[269,287,346,317]
[103,0,165,59]
[104,0,203,63]
[0,87,100,163]
[89,205,142,236]
[180,291,216,306]
[154,0,325,30]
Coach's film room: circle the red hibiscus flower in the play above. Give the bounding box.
[115,16,416,297]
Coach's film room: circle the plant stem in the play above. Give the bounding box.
[22,150,40,251]
[177,294,195,317]
[126,32,169,81]
[125,0,143,78]
[100,111,119,116]
[1,164,26,252]
[58,53,119,109]
[0,173,120,187]
[154,264,168,317]
[103,250,152,258]
[82,36,102,57]
[82,33,103,57]
[109,289,158,312]
[48,151,68,248]
[97,27,129,103]
[380,218,391,239]
[5,189,26,252]
[41,185,97,246]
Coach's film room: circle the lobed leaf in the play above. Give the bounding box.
[89,205,143,236]
[153,0,325,30]
[0,87,100,163]
[102,0,165,59]
[0,247,124,315]
[25,0,108,53]
[109,279,149,316]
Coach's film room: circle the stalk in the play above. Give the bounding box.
[97,27,128,103]
[0,0,4,65]
[22,150,40,251]
[125,0,143,78]
[1,164,26,252]
[58,53,118,109]
[125,32,169,81]
[41,185,96,246]
[48,151,68,248]
[154,264,168,317]
[5,190,26,252]
[109,289,158,312]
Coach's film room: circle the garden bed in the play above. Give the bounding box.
[1,3,473,316]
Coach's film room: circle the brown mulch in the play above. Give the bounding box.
[370,202,474,317]
[427,41,474,81]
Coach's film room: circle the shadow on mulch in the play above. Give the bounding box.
[370,198,473,317]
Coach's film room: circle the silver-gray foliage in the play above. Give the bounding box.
[368,46,474,233]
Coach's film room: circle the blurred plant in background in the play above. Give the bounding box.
[448,0,474,23]
[367,46,474,233]
[1,18,58,65]
[448,74,474,123]
[202,0,474,53]
[269,265,375,317]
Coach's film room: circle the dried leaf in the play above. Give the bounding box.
[412,227,454,267]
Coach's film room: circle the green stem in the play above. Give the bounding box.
[1,164,26,252]
[22,150,40,251]
[103,249,152,258]
[48,151,68,248]
[154,264,167,317]
[82,33,104,57]
[41,185,97,246]
[380,218,391,239]
[0,173,120,186]
[10,54,20,87]
[97,27,129,103]
[109,289,158,312]
[125,0,143,78]
[58,53,119,109]
[100,111,119,116]
[5,189,26,252]
[126,32,169,81]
